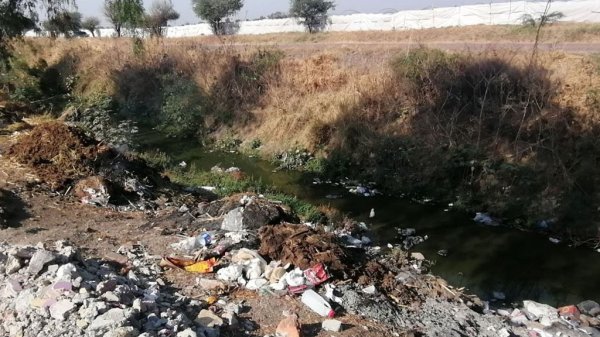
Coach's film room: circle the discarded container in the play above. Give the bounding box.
[304,263,330,286]
[301,289,335,318]
[184,258,218,273]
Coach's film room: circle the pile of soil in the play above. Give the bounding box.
[6,122,110,189]
[258,223,353,274]
[5,122,185,208]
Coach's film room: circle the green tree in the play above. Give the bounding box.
[81,16,100,37]
[42,11,81,38]
[0,0,72,60]
[144,0,179,37]
[290,0,334,33]
[191,0,243,35]
[104,0,144,37]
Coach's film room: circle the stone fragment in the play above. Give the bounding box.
[196,309,224,327]
[177,328,198,337]
[197,278,225,290]
[96,280,118,294]
[49,300,76,320]
[27,249,56,275]
[2,279,22,298]
[222,311,238,328]
[523,300,558,320]
[322,319,342,332]
[6,256,23,274]
[410,252,425,261]
[578,300,600,316]
[105,326,139,337]
[89,308,129,331]
[55,263,78,281]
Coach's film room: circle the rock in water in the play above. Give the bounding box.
[578,300,600,316]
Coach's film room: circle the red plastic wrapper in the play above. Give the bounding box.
[304,263,330,286]
[288,284,310,295]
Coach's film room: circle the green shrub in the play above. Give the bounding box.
[267,192,324,223]
[157,74,204,138]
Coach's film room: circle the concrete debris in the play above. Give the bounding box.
[0,241,216,337]
[322,319,342,332]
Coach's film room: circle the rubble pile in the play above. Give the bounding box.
[0,241,237,337]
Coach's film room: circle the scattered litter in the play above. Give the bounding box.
[473,212,498,226]
[549,237,561,244]
[362,285,377,295]
[184,258,218,273]
[301,289,335,318]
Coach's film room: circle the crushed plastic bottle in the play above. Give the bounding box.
[301,289,335,318]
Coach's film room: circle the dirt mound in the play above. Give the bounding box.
[4,122,189,209]
[258,223,352,274]
[7,122,109,189]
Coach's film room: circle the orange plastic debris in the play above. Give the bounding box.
[184,258,218,273]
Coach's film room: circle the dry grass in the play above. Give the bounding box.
[6,34,600,235]
[11,36,600,151]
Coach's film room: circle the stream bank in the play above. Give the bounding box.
[139,136,600,307]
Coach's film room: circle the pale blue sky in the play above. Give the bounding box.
[72,0,511,26]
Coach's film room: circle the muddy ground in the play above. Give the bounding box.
[0,136,396,337]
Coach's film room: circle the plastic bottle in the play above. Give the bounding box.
[301,289,335,318]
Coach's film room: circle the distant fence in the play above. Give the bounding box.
[26,0,600,38]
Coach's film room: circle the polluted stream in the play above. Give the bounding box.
[143,138,600,307]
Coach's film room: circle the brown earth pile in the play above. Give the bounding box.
[258,223,352,274]
[6,122,109,189]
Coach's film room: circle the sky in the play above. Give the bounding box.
[73,0,509,26]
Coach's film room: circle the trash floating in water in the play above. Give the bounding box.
[369,208,375,218]
[473,212,498,226]
[549,237,561,244]
[437,249,449,257]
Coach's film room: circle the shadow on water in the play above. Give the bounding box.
[137,138,600,307]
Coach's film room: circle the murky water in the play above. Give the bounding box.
[143,138,600,307]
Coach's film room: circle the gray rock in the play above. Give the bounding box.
[580,327,600,337]
[2,279,22,298]
[523,300,558,320]
[144,313,167,330]
[322,319,342,332]
[222,311,238,328]
[89,308,130,331]
[196,309,224,327]
[96,279,118,294]
[177,328,197,337]
[55,263,78,281]
[104,326,139,337]
[101,291,120,302]
[6,256,23,274]
[14,288,35,313]
[578,300,600,317]
[49,300,76,320]
[27,249,57,275]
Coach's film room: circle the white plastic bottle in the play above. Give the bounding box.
[301,289,335,318]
